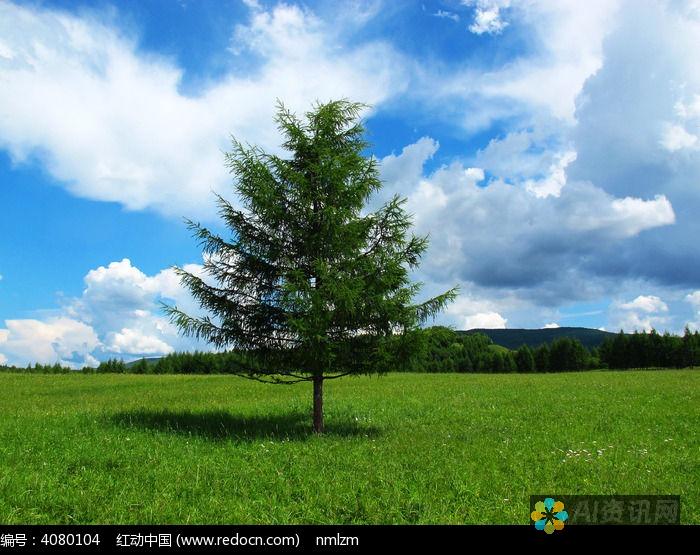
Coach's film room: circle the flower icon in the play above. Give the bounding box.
[531,497,569,533]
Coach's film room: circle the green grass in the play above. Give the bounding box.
[0,370,698,524]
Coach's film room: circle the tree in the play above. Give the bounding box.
[515,345,535,373]
[131,358,150,374]
[502,352,517,373]
[420,326,461,373]
[549,337,589,371]
[534,343,550,373]
[165,100,457,433]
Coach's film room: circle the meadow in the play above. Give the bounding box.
[0,370,697,524]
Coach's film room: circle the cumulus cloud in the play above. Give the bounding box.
[685,291,700,330]
[675,94,700,119]
[444,294,507,328]
[465,0,510,35]
[377,137,439,198]
[525,151,576,198]
[567,0,700,289]
[406,0,699,329]
[435,0,621,126]
[570,0,700,198]
[0,317,100,368]
[379,138,675,308]
[105,328,175,356]
[3,0,700,340]
[444,290,509,329]
[463,311,508,329]
[619,295,669,314]
[474,129,559,181]
[0,259,207,367]
[543,322,559,328]
[589,195,675,237]
[64,259,202,332]
[65,258,209,354]
[0,1,406,220]
[609,295,670,332]
[660,124,698,152]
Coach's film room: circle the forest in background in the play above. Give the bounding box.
[2,327,699,375]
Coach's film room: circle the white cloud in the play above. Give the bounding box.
[434,10,460,22]
[558,0,700,300]
[377,137,439,199]
[463,311,507,329]
[0,38,12,60]
[475,129,556,180]
[675,95,700,119]
[437,0,622,125]
[0,317,100,368]
[105,328,175,356]
[64,258,205,334]
[525,150,576,198]
[2,0,700,340]
[442,292,527,330]
[0,2,406,220]
[608,196,675,236]
[455,124,679,241]
[543,322,559,328]
[660,123,698,152]
[464,167,485,182]
[379,138,675,301]
[466,0,510,35]
[610,295,670,332]
[687,291,700,330]
[569,1,700,201]
[562,194,675,239]
[406,180,450,224]
[64,258,209,356]
[0,258,208,367]
[619,295,668,314]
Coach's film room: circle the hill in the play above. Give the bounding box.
[124,357,162,368]
[461,326,617,350]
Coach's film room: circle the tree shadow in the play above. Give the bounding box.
[108,409,379,441]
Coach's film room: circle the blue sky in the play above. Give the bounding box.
[1,0,700,367]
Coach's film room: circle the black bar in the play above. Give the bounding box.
[0,524,697,553]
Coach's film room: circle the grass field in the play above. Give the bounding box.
[0,370,698,524]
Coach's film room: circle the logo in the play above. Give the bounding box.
[530,495,680,528]
[531,497,568,534]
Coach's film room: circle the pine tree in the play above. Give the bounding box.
[515,344,535,373]
[165,100,457,433]
[534,343,550,372]
[132,358,150,374]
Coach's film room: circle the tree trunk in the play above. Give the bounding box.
[313,375,324,434]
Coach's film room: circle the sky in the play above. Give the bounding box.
[1,0,700,367]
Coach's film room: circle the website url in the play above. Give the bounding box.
[176,533,299,548]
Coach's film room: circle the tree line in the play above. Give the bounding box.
[406,326,597,373]
[598,328,700,369]
[4,326,698,375]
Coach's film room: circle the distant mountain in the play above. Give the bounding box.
[124,357,162,368]
[460,327,618,350]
